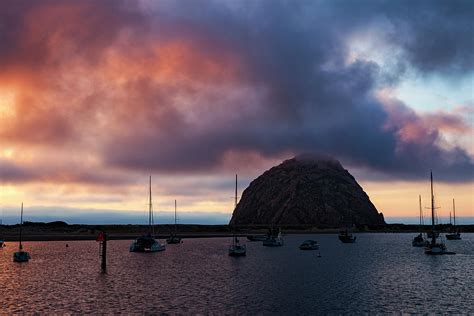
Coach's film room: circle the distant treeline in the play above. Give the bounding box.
[1,221,473,233]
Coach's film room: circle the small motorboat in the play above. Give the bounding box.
[229,236,246,256]
[299,240,319,250]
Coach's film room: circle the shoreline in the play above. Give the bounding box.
[1,222,473,242]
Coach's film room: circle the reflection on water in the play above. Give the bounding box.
[1,234,473,314]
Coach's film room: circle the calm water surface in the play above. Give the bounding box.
[1,233,473,314]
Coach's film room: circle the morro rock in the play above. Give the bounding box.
[230,154,385,226]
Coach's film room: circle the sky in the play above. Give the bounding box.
[0,0,473,225]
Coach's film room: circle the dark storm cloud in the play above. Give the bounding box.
[0,0,472,183]
[103,0,473,181]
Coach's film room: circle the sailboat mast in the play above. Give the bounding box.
[233,174,238,245]
[430,171,435,243]
[149,176,153,227]
[174,199,177,233]
[453,198,456,227]
[419,195,422,227]
[19,203,23,250]
[235,174,238,209]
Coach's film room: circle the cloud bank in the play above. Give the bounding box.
[0,0,473,185]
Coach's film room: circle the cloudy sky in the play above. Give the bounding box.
[0,0,472,224]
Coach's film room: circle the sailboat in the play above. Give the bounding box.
[166,200,182,244]
[412,195,429,247]
[229,174,246,256]
[129,176,166,252]
[425,172,455,255]
[13,203,31,262]
[262,227,284,246]
[338,214,356,243]
[446,198,461,240]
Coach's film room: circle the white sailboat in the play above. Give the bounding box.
[129,176,166,252]
[229,174,246,256]
[13,203,31,262]
[412,195,429,247]
[446,198,461,240]
[425,172,455,255]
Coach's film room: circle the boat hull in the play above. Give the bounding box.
[130,236,166,252]
[299,240,319,250]
[412,240,429,247]
[229,246,246,256]
[445,233,461,240]
[246,235,268,242]
[424,243,455,255]
[262,239,284,247]
[13,251,31,262]
[338,235,356,243]
[166,236,182,244]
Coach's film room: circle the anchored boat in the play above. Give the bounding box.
[262,227,284,247]
[129,177,166,253]
[229,174,246,256]
[166,200,182,244]
[412,195,429,247]
[299,240,319,250]
[13,203,31,262]
[425,172,455,255]
[446,199,461,240]
[338,229,356,243]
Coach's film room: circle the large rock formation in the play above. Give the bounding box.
[230,154,385,226]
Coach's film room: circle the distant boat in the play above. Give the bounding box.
[229,174,246,256]
[425,172,455,255]
[13,203,31,262]
[338,213,356,243]
[229,236,246,256]
[412,195,429,247]
[446,199,461,240]
[299,240,319,250]
[246,235,268,242]
[130,177,166,253]
[262,227,284,247]
[338,229,356,243]
[166,200,182,244]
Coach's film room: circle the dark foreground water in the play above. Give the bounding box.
[1,233,473,314]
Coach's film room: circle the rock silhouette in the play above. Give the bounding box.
[230,154,385,226]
